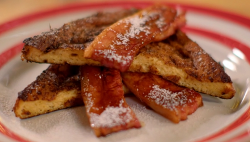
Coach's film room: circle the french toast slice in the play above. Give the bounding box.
[13,64,82,119]
[122,72,203,123]
[13,64,131,119]
[129,30,235,99]
[81,66,141,136]
[21,9,137,66]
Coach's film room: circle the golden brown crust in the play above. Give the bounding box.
[13,64,82,119]
[167,31,232,83]
[22,9,138,53]
[134,31,232,84]
[21,9,138,65]
[17,64,81,101]
[129,30,235,99]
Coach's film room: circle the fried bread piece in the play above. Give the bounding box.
[21,9,137,66]
[13,64,82,119]
[81,66,141,137]
[122,72,203,123]
[129,30,235,99]
[20,5,234,99]
[13,64,131,119]
[84,5,186,71]
[21,29,235,98]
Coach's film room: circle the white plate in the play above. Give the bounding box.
[0,2,250,142]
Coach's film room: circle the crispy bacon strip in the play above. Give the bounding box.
[122,72,203,123]
[80,66,141,137]
[84,5,186,72]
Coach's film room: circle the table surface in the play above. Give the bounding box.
[1,0,250,25]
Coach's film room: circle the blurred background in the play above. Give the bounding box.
[1,0,250,25]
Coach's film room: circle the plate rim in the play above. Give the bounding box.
[1,1,250,36]
[0,1,250,142]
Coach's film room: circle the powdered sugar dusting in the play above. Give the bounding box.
[147,85,189,111]
[94,10,166,66]
[115,11,165,46]
[85,93,93,112]
[95,49,132,65]
[117,11,151,45]
[155,16,166,30]
[89,99,132,128]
